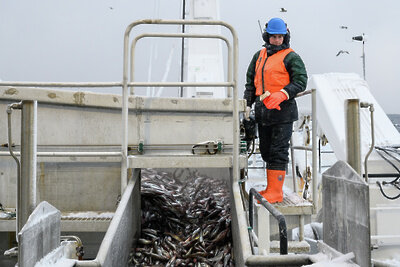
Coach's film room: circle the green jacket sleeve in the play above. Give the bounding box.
[283,52,308,99]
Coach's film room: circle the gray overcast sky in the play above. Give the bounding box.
[0,0,399,114]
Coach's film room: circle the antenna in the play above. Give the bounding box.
[257,20,263,34]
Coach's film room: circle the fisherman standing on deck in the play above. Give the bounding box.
[244,17,307,203]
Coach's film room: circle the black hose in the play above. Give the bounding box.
[375,147,400,184]
[376,181,400,200]
[373,146,400,200]
[248,138,255,158]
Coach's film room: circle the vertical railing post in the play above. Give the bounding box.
[249,189,288,255]
[346,99,361,175]
[311,89,318,213]
[290,137,298,194]
[19,100,37,231]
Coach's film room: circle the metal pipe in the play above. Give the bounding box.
[346,99,361,175]
[129,81,233,87]
[363,173,400,178]
[0,81,234,88]
[318,139,321,173]
[121,23,131,196]
[231,22,239,185]
[362,37,366,80]
[249,188,288,255]
[0,151,122,157]
[299,215,304,241]
[291,145,312,151]
[232,182,253,265]
[73,260,100,267]
[295,90,312,98]
[128,81,233,87]
[180,0,186,97]
[61,235,83,247]
[290,137,298,194]
[31,151,121,157]
[250,229,259,246]
[6,102,22,239]
[20,100,37,231]
[371,234,400,240]
[360,102,374,182]
[130,33,232,95]
[311,89,318,213]
[245,254,310,266]
[0,81,122,87]
[372,259,398,267]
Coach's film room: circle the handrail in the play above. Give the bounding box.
[248,188,288,255]
[0,82,122,87]
[311,88,318,213]
[130,32,232,95]
[0,81,233,88]
[288,89,318,213]
[122,19,239,194]
[0,151,122,157]
[6,102,22,241]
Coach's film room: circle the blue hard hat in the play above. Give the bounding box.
[266,18,287,34]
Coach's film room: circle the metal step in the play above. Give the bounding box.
[243,185,313,216]
[273,191,313,216]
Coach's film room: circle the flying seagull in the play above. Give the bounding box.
[280,8,287,12]
[336,50,350,56]
[340,26,348,29]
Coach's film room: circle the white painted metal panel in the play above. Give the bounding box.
[309,73,400,163]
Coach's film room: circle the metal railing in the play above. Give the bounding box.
[245,89,318,212]
[289,89,318,213]
[121,19,240,192]
[248,188,288,255]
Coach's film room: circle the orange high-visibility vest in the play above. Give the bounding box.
[254,47,294,96]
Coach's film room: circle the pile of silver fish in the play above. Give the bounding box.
[129,168,234,267]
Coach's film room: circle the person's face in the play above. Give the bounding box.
[269,34,284,46]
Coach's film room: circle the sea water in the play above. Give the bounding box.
[388,114,400,133]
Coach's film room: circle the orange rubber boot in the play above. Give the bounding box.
[260,169,285,203]
[258,188,267,195]
[258,169,268,197]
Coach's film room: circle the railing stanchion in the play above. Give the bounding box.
[249,188,288,255]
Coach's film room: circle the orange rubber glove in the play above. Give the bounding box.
[263,91,288,110]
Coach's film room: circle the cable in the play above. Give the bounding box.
[247,138,255,158]
[375,147,400,184]
[374,146,400,200]
[376,181,400,200]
